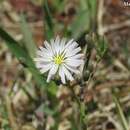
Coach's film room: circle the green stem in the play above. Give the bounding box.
[68,85,86,130]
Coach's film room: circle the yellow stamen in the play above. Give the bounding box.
[54,54,64,65]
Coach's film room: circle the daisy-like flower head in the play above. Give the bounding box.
[34,36,84,84]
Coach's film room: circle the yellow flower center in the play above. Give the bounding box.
[54,54,64,65]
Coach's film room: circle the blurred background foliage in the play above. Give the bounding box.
[0,0,130,130]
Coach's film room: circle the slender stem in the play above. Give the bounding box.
[68,85,86,130]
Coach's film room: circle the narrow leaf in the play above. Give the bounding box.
[70,10,90,39]
[20,13,37,58]
[43,0,54,39]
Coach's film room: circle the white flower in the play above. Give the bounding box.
[34,36,84,84]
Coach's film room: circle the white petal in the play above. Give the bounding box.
[44,40,54,55]
[36,50,44,57]
[59,38,66,53]
[65,39,74,48]
[65,59,84,67]
[62,65,74,81]
[36,50,52,59]
[39,63,52,73]
[47,64,58,82]
[55,36,60,46]
[67,41,78,51]
[50,39,56,54]
[50,36,60,54]
[59,65,66,84]
[34,57,52,62]
[70,54,84,59]
[35,62,49,68]
[63,64,80,74]
[54,36,60,54]
[65,47,81,57]
[39,46,48,52]
[39,46,52,57]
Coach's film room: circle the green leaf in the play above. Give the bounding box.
[20,13,37,58]
[97,36,107,57]
[70,9,90,38]
[43,0,54,39]
[94,35,108,58]
[87,0,97,19]
[0,27,47,87]
[47,82,58,96]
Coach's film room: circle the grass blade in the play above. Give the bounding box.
[70,10,90,39]
[20,13,37,58]
[43,0,54,39]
